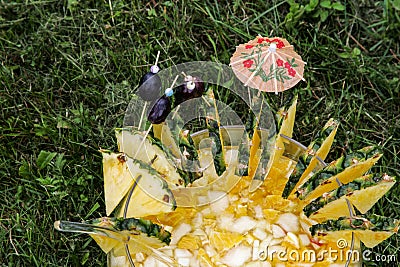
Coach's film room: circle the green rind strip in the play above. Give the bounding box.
[235,112,255,176]
[207,119,226,176]
[282,119,338,198]
[177,130,203,184]
[130,157,177,210]
[148,132,201,186]
[296,146,380,200]
[114,217,171,245]
[253,129,275,181]
[310,214,400,235]
[56,217,172,245]
[303,173,394,217]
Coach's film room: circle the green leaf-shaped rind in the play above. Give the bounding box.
[116,128,196,187]
[207,119,226,176]
[310,214,400,235]
[177,130,203,184]
[113,217,171,244]
[296,146,381,202]
[102,151,177,217]
[55,217,171,245]
[310,214,399,248]
[282,118,339,198]
[147,134,203,186]
[236,111,256,176]
[303,173,396,217]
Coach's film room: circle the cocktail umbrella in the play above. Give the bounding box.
[230,36,305,94]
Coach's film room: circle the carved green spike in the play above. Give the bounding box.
[303,173,396,219]
[235,112,256,176]
[310,214,399,248]
[296,146,382,203]
[282,118,339,198]
[116,128,201,187]
[55,217,171,254]
[207,119,226,176]
[177,129,203,184]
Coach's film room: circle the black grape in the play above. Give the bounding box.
[174,76,205,105]
[147,95,171,124]
[137,72,162,101]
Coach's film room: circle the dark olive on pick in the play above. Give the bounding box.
[174,76,205,105]
[147,96,171,124]
[137,72,162,101]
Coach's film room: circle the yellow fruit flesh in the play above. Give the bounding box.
[209,231,245,252]
[152,122,181,158]
[112,149,362,266]
[91,235,120,254]
[248,134,262,179]
[102,152,175,218]
[309,199,356,222]
[350,181,395,214]
[102,152,135,216]
[314,230,394,249]
[309,181,395,222]
[116,129,184,187]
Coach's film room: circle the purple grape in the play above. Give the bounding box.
[147,95,171,124]
[174,76,205,105]
[147,76,206,124]
[137,72,162,101]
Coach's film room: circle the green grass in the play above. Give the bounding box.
[0,0,399,266]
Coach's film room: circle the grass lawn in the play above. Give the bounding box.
[1,0,399,266]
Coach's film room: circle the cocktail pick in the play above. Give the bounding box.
[137,51,162,129]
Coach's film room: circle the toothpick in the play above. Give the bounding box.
[170,74,179,88]
[138,102,148,130]
[154,50,160,66]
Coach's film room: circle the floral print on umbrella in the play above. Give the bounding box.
[239,41,299,83]
[230,36,305,93]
